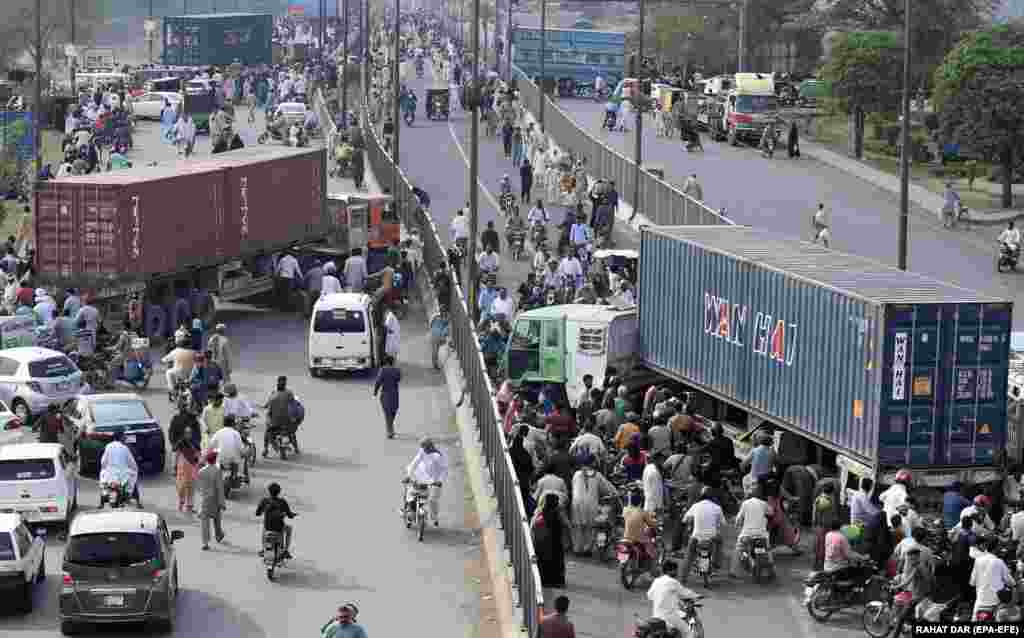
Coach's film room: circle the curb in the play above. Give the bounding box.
[413,260,529,638]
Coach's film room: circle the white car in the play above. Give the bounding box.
[132,92,181,120]
[0,443,79,528]
[0,512,46,613]
[274,102,307,125]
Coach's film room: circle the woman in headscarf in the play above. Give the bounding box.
[174,425,200,513]
[532,493,570,587]
[509,425,536,515]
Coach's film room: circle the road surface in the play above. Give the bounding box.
[0,109,494,638]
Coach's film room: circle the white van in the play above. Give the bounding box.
[0,443,79,527]
[307,293,378,375]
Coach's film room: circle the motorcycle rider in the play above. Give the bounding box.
[99,429,141,508]
[730,485,774,578]
[622,489,658,567]
[878,468,912,530]
[200,390,226,446]
[263,376,299,457]
[646,560,700,635]
[161,334,195,400]
[759,119,778,156]
[382,116,395,153]
[998,221,1021,259]
[960,494,997,535]
[405,437,448,527]
[211,414,247,483]
[505,207,527,253]
[256,482,297,560]
[680,486,726,582]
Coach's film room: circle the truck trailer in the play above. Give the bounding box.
[162,13,274,67]
[638,225,1011,508]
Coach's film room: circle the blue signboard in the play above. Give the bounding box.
[0,112,35,163]
[512,27,625,86]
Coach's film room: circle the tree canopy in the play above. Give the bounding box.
[934,24,1024,207]
[821,31,903,114]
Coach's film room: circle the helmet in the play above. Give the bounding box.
[973,494,992,508]
[894,469,913,484]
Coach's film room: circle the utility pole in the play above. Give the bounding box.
[737,0,747,73]
[897,0,911,270]
[505,0,512,80]
[70,0,77,97]
[392,0,401,183]
[148,0,154,64]
[632,0,644,221]
[468,0,481,314]
[539,0,546,131]
[342,0,349,125]
[34,0,42,179]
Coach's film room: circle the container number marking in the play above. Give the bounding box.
[130,196,141,259]
[892,332,908,400]
[240,177,249,238]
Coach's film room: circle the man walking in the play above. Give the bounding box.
[520,157,534,203]
[373,355,402,439]
[196,449,226,550]
[537,595,575,638]
[811,203,830,247]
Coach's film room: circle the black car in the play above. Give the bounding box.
[67,394,166,476]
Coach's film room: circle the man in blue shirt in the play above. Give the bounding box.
[943,481,971,530]
[747,435,776,482]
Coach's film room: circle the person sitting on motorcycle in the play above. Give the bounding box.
[477,245,500,277]
[405,437,449,526]
[382,116,395,149]
[107,318,135,378]
[162,334,195,400]
[506,208,526,250]
[99,429,141,508]
[999,221,1021,255]
[603,101,617,130]
[223,383,255,422]
[189,353,211,410]
[256,482,296,560]
[263,375,298,458]
[680,486,725,581]
[204,349,224,395]
[211,414,247,482]
[623,489,658,564]
[759,120,778,153]
[499,174,513,199]
[823,517,866,579]
[647,560,701,636]
[730,484,774,578]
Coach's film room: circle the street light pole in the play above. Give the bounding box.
[505,0,512,80]
[468,0,481,315]
[897,0,911,270]
[148,0,154,63]
[392,0,401,179]
[34,0,42,179]
[342,0,349,125]
[632,0,644,221]
[738,0,747,73]
[70,0,77,97]
[539,0,546,132]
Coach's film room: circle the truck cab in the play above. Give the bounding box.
[503,304,638,405]
[721,73,778,146]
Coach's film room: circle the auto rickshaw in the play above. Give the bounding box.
[426,87,450,120]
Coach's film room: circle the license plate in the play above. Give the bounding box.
[754,547,765,554]
[125,435,137,444]
[698,557,710,571]
[617,552,630,562]
[596,532,607,545]
[804,587,814,603]
[102,595,124,607]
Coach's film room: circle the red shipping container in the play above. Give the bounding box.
[34,146,325,286]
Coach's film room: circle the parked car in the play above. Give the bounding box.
[0,512,46,613]
[131,91,182,120]
[68,393,165,477]
[273,101,307,126]
[0,442,79,529]
[60,510,183,635]
[0,397,28,448]
[0,347,83,423]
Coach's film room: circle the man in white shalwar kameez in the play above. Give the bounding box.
[571,460,616,554]
[384,309,400,361]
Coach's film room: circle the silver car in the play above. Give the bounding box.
[0,348,83,422]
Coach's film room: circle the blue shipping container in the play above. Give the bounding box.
[512,27,625,86]
[638,226,1011,469]
[0,112,35,162]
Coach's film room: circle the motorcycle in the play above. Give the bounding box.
[69,351,114,391]
[221,460,244,499]
[593,494,621,563]
[402,478,432,542]
[617,520,664,590]
[998,240,1019,273]
[738,536,774,583]
[109,337,153,389]
[269,426,295,460]
[804,557,884,622]
[760,128,779,158]
[403,109,415,126]
[530,223,548,250]
[602,110,617,132]
[692,538,716,588]
[500,192,517,217]
[262,529,291,581]
[634,596,705,638]
[98,466,134,509]
[239,417,258,470]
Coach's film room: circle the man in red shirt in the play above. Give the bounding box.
[538,595,575,638]
[544,401,577,449]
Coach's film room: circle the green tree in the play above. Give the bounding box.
[934,24,1024,208]
[821,31,903,158]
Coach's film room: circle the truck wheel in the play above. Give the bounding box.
[728,127,738,146]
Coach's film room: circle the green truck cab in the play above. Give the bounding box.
[503,304,639,404]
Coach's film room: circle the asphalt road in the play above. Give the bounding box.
[0,110,493,638]
[556,97,1024,328]
[390,65,866,638]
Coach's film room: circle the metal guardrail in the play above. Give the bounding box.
[512,65,735,227]
[316,86,546,637]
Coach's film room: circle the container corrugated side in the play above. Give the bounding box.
[877,302,1011,468]
[639,228,885,464]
